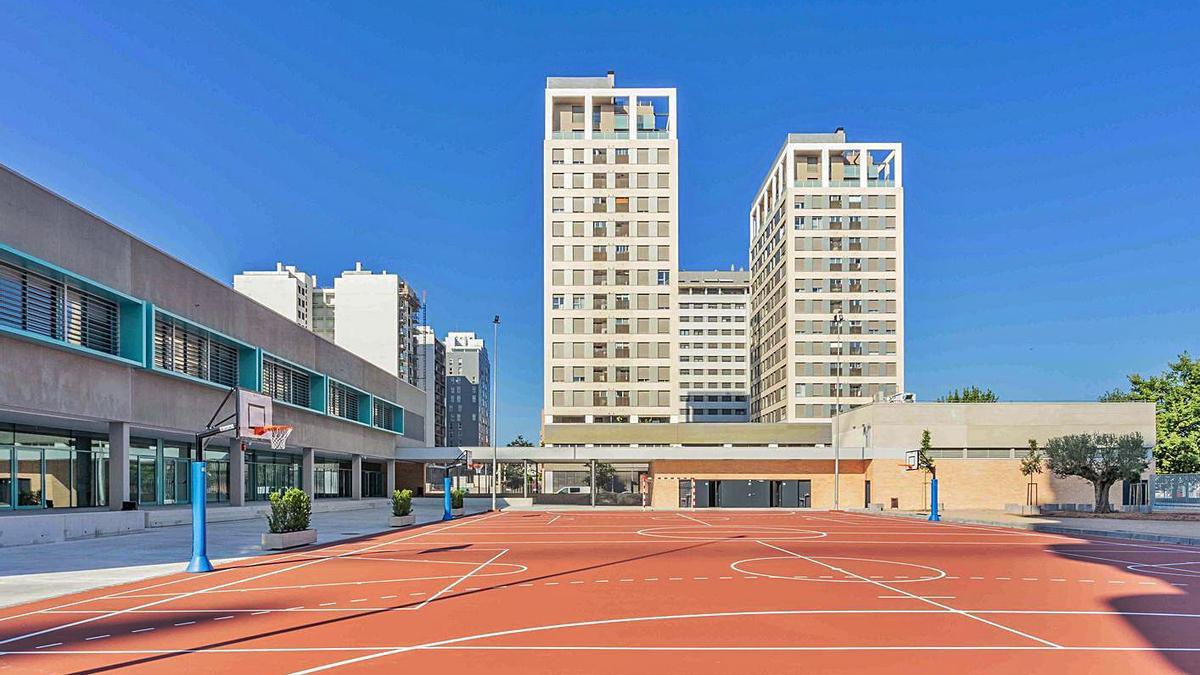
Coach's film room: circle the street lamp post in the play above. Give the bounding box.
[832,310,844,511]
[491,315,500,512]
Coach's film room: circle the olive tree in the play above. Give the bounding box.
[1044,433,1147,513]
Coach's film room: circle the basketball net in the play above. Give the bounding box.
[253,425,294,450]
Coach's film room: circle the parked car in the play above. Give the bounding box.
[555,486,591,495]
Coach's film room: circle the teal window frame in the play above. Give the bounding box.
[0,243,145,366]
[150,307,259,391]
[327,377,373,426]
[261,352,326,414]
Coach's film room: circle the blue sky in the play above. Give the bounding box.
[1,2,1197,443]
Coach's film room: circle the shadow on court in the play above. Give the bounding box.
[5,536,721,673]
[1048,538,1200,673]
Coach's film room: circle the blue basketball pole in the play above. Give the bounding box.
[443,476,453,520]
[928,477,941,522]
[186,460,214,573]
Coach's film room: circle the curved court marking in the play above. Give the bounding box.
[635,526,827,541]
[730,556,946,583]
[290,606,1200,673]
[1126,561,1200,578]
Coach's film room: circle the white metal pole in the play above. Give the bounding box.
[491,315,499,512]
[833,311,843,511]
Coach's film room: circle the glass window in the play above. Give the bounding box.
[263,357,312,407]
[0,450,11,509]
[14,448,43,507]
[154,315,239,386]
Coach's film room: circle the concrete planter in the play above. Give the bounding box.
[261,529,317,550]
[451,508,465,517]
[389,514,416,528]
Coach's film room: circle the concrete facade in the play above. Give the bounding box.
[232,263,316,329]
[544,72,680,427]
[445,332,490,447]
[749,130,904,423]
[416,325,446,447]
[677,270,751,421]
[328,263,422,386]
[0,163,427,534]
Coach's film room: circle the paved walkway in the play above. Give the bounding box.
[0,498,491,608]
[864,508,1200,546]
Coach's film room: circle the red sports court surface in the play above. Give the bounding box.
[1,511,1198,674]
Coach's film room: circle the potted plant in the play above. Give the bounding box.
[261,488,316,550]
[390,489,416,527]
[450,487,467,517]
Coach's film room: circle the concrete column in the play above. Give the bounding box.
[590,459,597,507]
[628,94,637,140]
[584,94,593,140]
[351,455,363,500]
[820,148,830,187]
[386,459,396,497]
[107,421,130,511]
[229,443,246,507]
[302,448,316,500]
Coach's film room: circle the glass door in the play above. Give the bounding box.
[0,448,12,509]
[15,448,44,508]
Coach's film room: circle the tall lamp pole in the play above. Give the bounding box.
[491,315,500,512]
[832,310,844,511]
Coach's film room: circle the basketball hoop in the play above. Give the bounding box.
[253,425,293,450]
[904,449,920,471]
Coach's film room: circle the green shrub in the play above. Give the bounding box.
[391,489,413,517]
[450,488,467,509]
[267,488,312,534]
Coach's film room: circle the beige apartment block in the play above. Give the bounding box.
[544,72,679,427]
[749,129,904,423]
[676,270,751,421]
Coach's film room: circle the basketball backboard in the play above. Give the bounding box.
[905,449,919,471]
[236,388,273,442]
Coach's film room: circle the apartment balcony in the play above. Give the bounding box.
[794,179,822,187]
[552,131,584,139]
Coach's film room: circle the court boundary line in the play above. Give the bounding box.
[0,512,502,647]
[408,549,509,611]
[755,540,1063,649]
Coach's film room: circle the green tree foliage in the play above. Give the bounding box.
[267,488,312,533]
[506,435,536,447]
[937,386,999,403]
[916,429,936,478]
[391,489,413,517]
[583,462,619,491]
[1100,352,1200,473]
[450,488,468,509]
[1020,439,1044,478]
[1045,433,1148,513]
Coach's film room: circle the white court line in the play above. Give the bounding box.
[0,512,502,648]
[755,541,1062,649]
[546,514,562,525]
[408,549,508,611]
[6,610,1200,659]
[677,513,713,527]
[287,602,1198,673]
[8,645,1200,656]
